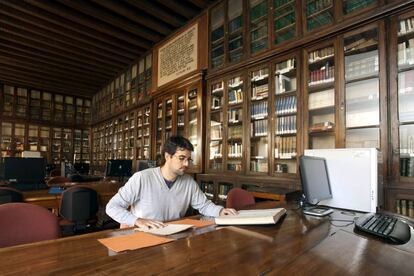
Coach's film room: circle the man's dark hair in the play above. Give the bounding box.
[161,136,194,165]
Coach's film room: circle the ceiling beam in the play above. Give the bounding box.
[0,66,99,92]
[125,0,186,28]
[0,3,138,59]
[24,0,153,49]
[0,59,103,88]
[0,41,116,77]
[0,47,112,81]
[1,1,143,53]
[0,14,135,63]
[155,0,199,19]
[0,73,95,97]
[90,0,173,35]
[1,26,128,69]
[56,0,164,41]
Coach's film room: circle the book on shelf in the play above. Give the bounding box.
[309,121,334,132]
[215,208,286,225]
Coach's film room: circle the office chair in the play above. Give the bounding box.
[46,176,70,187]
[0,202,60,248]
[0,187,23,205]
[226,188,255,210]
[59,186,99,235]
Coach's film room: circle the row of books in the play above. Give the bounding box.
[345,55,378,80]
[309,47,334,63]
[308,89,334,110]
[275,136,297,159]
[251,101,268,118]
[276,115,296,135]
[228,88,243,104]
[228,77,243,88]
[251,119,268,137]
[228,125,243,138]
[251,83,269,99]
[276,58,296,74]
[400,157,414,177]
[398,17,414,36]
[228,143,243,158]
[275,96,297,115]
[228,109,243,123]
[309,65,335,85]
[274,0,294,8]
[395,199,414,217]
[211,96,222,109]
[398,40,414,66]
[251,68,268,82]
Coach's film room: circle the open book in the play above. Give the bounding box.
[215,208,287,225]
[135,224,193,236]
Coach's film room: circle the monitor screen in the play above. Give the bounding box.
[106,159,132,177]
[74,163,90,175]
[3,157,46,184]
[299,155,332,205]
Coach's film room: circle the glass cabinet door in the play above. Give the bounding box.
[143,106,151,159]
[188,89,199,168]
[52,128,62,164]
[16,88,27,118]
[305,0,334,33]
[62,128,73,162]
[306,44,336,149]
[275,57,298,174]
[54,94,64,123]
[226,75,244,172]
[273,0,297,45]
[14,123,25,156]
[342,0,376,15]
[250,0,268,54]
[396,15,414,178]
[40,126,49,160]
[42,92,52,121]
[155,101,164,164]
[3,85,14,116]
[228,0,244,63]
[1,122,12,157]
[249,67,269,173]
[30,90,41,120]
[210,3,225,68]
[344,27,380,148]
[177,93,186,137]
[209,81,224,170]
[28,125,39,151]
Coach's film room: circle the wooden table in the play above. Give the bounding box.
[22,181,122,214]
[0,206,412,275]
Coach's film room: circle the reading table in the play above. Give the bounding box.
[0,205,412,275]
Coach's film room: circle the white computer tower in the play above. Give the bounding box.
[304,148,383,212]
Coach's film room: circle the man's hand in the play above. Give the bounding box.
[219,208,238,216]
[135,218,166,230]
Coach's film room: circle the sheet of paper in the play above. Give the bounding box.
[169,218,216,228]
[98,232,174,253]
[136,224,194,236]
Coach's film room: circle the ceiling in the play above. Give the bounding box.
[0,0,215,98]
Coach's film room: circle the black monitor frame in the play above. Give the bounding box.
[74,163,90,175]
[105,159,132,177]
[299,155,333,216]
[2,157,46,184]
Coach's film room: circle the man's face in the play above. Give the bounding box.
[165,148,192,176]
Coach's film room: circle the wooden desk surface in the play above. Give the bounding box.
[0,207,412,275]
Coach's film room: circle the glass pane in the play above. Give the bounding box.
[250,0,268,53]
[250,67,269,173]
[346,128,379,148]
[188,89,198,166]
[273,0,296,45]
[343,0,376,15]
[209,81,224,170]
[210,4,224,68]
[399,125,414,176]
[306,0,334,32]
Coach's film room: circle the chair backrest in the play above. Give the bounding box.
[47,176,70,186]
[50,169,61,177]
[226,188,255,210]
[0,202,60,248]
[60,186,99,223]
[0,187,23,205]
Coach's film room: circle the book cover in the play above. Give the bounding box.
[214,208,286,225]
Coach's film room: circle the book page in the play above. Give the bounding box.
[215,208,286,225]
[135,224,194,236]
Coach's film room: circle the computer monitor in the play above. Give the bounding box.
[105,159,132,177]
[3,157,46,184]
[137,160,156,172]
[299,155,333,216]
[74,163,90,175]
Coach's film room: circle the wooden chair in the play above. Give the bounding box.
[0,187,23,205]
[226,188,255,210]
[0,203,60,248]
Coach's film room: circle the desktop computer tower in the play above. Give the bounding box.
[304,148,383,212]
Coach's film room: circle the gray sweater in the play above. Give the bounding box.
[106,167,223,226]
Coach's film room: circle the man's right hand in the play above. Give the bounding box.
[135,218,166,230]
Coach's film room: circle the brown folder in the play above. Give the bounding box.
[98,232,175,253]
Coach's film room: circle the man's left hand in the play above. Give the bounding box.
[220,208,238,216]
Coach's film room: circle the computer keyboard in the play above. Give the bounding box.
[355,213,411,244]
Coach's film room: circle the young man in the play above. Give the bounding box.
[106,136,237,229]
